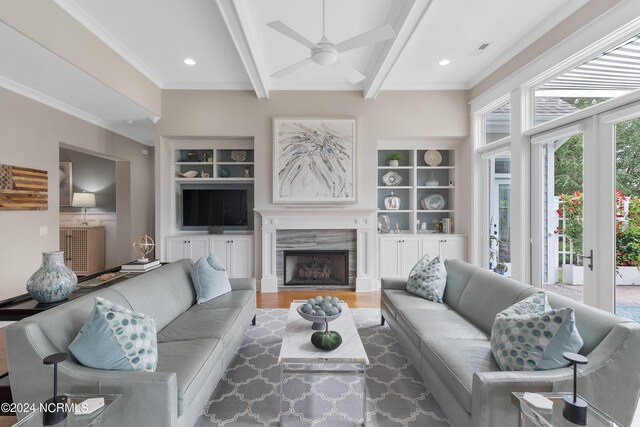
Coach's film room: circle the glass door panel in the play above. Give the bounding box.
[488,157,512,275]
[537,133,585,303]
[615,117,640,323]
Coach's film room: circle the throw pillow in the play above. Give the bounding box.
[406,255,447,303]
[69,297,157,372]
[490,291,583,371]
[190,254,232,304]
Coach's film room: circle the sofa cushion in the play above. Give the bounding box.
[112,259,196,331]
[406,256,447,303]
[397,308,488,349]
[155,338,223,416]
[381,289,449,319]
[420,337,500,413]
[69,297,157,372]
[188,290,254,311]
[190,255,232,304]
[443,259,476,311]
[457,267,533,334]
[157,307,242,348]
[490,291,583,371]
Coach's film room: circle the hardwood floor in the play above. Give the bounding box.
[257,290,381,308]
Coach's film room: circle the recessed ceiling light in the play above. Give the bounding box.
[438,59,451,66]
[126,120,134,124]
[183,58,196,66]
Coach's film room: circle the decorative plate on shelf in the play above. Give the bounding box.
[424,150,442,167]
[382,171,402,186]
[230,150,247,162]
[421,194,446,210]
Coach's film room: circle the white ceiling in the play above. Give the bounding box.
[0,0,592,145]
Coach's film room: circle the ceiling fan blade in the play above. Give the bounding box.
[334,59,365,84]
[267,21,319,50]
[334,24,395,53]
[271,57,314,78]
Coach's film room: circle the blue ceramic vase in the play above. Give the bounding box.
[26,251,77,303]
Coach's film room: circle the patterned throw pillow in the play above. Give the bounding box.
[69,297,158,372]
[406,255,447,303]
[490,291,583,371]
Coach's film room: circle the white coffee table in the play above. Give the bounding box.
[278,301,369,426]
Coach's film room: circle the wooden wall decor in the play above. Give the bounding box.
[0,164,48,210]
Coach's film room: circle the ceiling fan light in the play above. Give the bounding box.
[312,50,337,66]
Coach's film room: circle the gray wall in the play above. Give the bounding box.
[0,86,154,301]
[59,147,116,213]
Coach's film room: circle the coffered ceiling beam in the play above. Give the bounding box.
[215,0,270,98]
[363,0,433,99]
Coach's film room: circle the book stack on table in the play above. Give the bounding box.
[120,260,161,273]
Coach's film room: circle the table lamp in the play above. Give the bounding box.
[43,352,68,425]
[72,192,96,226]
[563,352,589,425]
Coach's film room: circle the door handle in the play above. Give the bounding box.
[578,249,593,271]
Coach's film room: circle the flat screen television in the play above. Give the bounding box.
[182,189,248,227]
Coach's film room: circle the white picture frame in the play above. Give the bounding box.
[273,117,357,203]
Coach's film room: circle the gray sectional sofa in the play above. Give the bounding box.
[381,259,640,427]
[7,259,256,427]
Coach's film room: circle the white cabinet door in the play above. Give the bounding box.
[210,237,229,267]
[166,238,187,262]
[421,237,442,259]
[228,236,253,278]
[188,237,209,261]
[401,237,422,276]
[441,237,466,261]
[379,238,402,278]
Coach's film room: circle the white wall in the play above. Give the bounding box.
[157,90,470,280]
[0,86,155,300]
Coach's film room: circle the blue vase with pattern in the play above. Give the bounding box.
[26,251,77,303]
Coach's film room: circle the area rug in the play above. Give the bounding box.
[616,306,640,323]
[195,308,450,426]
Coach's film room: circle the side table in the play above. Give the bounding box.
[12,393,121,427]
[512,392,621,427]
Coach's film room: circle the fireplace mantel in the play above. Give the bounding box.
[255,208,377,292]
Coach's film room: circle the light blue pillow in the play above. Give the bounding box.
[190,254,231,304]
[69,297,157,372]
[490,291,584,371]
[406,255,447,303]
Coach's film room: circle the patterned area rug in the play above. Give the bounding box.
[195,308,450,426]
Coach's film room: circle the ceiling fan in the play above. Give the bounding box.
[267,0,396,84]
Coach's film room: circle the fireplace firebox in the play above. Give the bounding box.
[283,250,349,287]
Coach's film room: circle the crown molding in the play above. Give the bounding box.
[381,82,469,91]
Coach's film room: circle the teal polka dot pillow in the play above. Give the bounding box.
[490,291,583,371]
[406,255,447,303]
[69,297,158,372]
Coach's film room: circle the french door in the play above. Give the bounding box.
[531,118,609,310]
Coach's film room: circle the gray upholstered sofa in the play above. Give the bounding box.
[7,259,256,427]
[381,259,640,427]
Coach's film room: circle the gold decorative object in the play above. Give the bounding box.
[231,150,247,162]
[133,234,155,262]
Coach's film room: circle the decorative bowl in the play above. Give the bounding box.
[421,194,446,210]
[382,171,402,186]
[297,304,342,330]
[424,150,443,166]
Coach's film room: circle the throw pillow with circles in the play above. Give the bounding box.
[406,255,447,303]
[490,291,583,371]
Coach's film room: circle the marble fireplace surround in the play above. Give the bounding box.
[255,208,377,293]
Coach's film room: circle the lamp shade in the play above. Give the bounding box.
[71,192,96,208]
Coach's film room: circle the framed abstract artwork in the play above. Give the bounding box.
[273,118,356,203]
[59,162,72,206]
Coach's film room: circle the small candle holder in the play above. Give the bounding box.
[562,352,589,425]
[42,353,68,426]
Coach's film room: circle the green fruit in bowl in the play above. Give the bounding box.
[314,296,324,304]
[316,310,326,317]
[321,303,333,312]
[301,304,313,314]
[307,298,316,306]
[327,307,340,316]
[330,297,340,306]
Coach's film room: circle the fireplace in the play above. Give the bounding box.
[283,250,349,287]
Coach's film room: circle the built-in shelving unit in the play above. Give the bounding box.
[377,141,458,234]
[174,147,254,183]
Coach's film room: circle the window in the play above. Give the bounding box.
[483,102,511,144]
[488,157,511,275]
[534,34,640,125]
